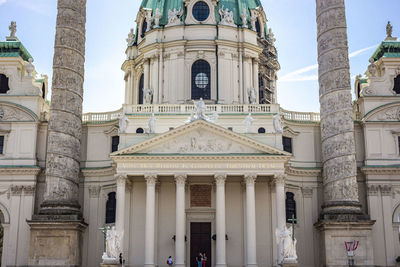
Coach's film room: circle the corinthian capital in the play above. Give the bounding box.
[145,174,158,185]
[115,173,128,186]
[214,174,227,186]
[273,173,286,185]
[175,174,187,186]
[243,174,257,185]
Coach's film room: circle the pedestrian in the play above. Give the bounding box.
[196,253,202,267]
[202,252,207,267]
[167,256,173,266]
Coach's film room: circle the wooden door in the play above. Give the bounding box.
[190,222,211,267]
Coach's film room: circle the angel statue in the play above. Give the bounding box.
[273,114,283,133]
[167,8,183,26]
[119,114,129,133]
[219,6,235,26]
[9,21,17,38]
[244,113,254,133]
[277,225,297,263]
[386,21,393,38]
[248,87,257,104]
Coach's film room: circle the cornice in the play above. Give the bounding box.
[286,166,322,177]
[0,166,41,175]
[113,155,290,161]
[81,166,116,177]
[361,165,400,175]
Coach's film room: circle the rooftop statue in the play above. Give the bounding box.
[386,21,393,38]
[167,8,183,27]
[244,113,254,133]
[8,21,17,38]
[240,8,248,28]
[126,28,135,46]
[219,6,235,27]
[250,10,258,31]
[26,58,35,77]
[154,8,162,28]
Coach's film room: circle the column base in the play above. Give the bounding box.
[144,264,156,267]
[246,264,258,267]
[215,264,227,267]
[174,264,186,267]
[280,263,298,267]
[101,265,120,267]
[315,220,375,267]
[27,216,87,267]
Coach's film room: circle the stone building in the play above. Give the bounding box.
[0,0,399,267]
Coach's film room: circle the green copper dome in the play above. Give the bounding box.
[133,0,268,43]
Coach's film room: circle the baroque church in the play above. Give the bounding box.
[0,0,399,266]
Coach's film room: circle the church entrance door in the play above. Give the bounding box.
[190,222,211,267]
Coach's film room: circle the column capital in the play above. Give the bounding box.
[174,174,187,186]
[145,174,158,185]
[273,173,286,186]
[115,173,128,186]
[214,173,227,186]
[243,174,257,185]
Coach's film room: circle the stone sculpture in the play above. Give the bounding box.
[145,9,153,32]
[250,10,258,31]
[219,6,235,27]
[244,113,254,133]
[154,8,162,28]
[367,58,377,77]
[193,98,207,120]
[278,225,297,263]
[9,21,16,38]
[148,113,156,134]
[102,226,123,264]
[268,28,276,44]
[240,8,248,28]
[248,87,256,104]
[167,8,183,26]
[145,88,153,104]
[273,114,283,133]
[26,58,35,77]
[119,114,129,133]
[387,21,393,38]
[126,28,135,46]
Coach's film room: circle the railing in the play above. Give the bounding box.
[81,105,323,123]
[280,108,320,122]
[123,104,278,114]
[82,109,122,123]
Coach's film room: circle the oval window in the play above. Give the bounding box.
[193,1,210,22]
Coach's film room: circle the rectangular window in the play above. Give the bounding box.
[282,136,292,153]
[0,136,4,154]
[111,136,119,152]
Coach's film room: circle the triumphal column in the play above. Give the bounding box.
[28,0,87,266]
[315,0,374,265]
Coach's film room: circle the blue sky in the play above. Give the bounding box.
[0,0,399,113]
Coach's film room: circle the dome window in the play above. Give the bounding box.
[193,1,210,22]
[258,127,266,134]
[138,74,144,104]
[136,128,144,134]
[191,60,211,100]
[0,74,10,94]
[141,19,147,38]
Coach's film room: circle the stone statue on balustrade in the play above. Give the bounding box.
[277,225,297,264]
[148,113,156,134]
[240,8,248,28]
[167,8,183,27]
[154,8,162,28]
[248,87,257,104]
[244,113,254,133]
[219,6,235,27]
[273,114,283,134]
[9,21,17,38]
[145,88,153,104]
[119,114,129,133]
[126,28,135,46]
[186,98,219,124]
[386,21,393,38]
[101,226,123,264]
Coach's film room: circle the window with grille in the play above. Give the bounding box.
[286,192,297,223]
[111,136,119,153]
[394,75,400,94]
[105,192,116,224]
[0,136,4,154]
[138,74,144,104]
[191,60,211,100]
[282,136,292,153]
[192,1,210,21]
[0,74,10,94]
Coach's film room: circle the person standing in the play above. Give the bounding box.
[196,253,203,267]
[202,252,207,267]
[167,256,173,266]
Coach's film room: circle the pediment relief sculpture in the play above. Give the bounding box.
[367,105,400,122]
[0,104,36,122]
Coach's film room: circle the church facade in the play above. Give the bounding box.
[0,0,399,267]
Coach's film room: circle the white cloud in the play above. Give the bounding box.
[278,44,379,83]
[0,0,7,5]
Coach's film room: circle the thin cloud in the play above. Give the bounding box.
[279,44,379,83]
[0,0,7,5]
[15,0,50,15]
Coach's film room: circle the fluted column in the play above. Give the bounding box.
[40,0,87,215]
[144,174,157,267]
[115,174,127,232]
[215,174,227,267]
[244,174,257,267]
[316,0,361,217]
[274,173,286,264]
[175,174,187,267]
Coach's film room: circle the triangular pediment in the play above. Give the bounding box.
[111,120,290,156]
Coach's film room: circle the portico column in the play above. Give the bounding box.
[115,174,127,232]
[144,174,158,267]
[215,174,227,267]
[175,174,187,267]
[244,174,258,267]
[274,173,286,264]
